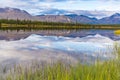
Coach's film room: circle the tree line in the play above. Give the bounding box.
[0,19,120,30]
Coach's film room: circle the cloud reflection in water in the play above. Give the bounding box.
[0,34,116,65]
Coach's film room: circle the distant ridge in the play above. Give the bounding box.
[98,13,120,24]
[0,7,120,24]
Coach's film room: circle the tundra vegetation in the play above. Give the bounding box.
[0,45,119,80]
[0,19,120,30]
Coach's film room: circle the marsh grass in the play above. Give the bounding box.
[2,46,120,80]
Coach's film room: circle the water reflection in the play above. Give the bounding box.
[0,29,119,65]
[0,29,120,40]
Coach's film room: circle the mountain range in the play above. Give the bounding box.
[0,7,120,24]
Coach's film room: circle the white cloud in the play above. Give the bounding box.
[0,0,53,14]
[0,0,120,15]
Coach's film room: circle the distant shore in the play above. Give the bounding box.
[0,19,120,30]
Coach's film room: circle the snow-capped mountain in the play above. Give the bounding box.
[37,8,116,19]
[38,8,73,15]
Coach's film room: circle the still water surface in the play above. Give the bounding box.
[0,29,119,65]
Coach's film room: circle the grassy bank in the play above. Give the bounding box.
[1,46,119,80]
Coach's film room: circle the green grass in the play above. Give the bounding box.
[1,46,119,80]
[4,60,120,80]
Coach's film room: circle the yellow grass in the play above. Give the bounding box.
[114,30,120,35]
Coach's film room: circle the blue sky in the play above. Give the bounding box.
[0,0,120,14]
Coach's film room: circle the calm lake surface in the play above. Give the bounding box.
[0,29,119,65]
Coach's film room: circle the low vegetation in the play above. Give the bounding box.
[0,46,119,80]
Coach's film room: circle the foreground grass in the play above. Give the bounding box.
[4,61,119,80]
[2,47,120,80]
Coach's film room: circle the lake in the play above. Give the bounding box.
[0,29,119,66]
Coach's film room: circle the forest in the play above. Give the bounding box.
[0,19,120,30]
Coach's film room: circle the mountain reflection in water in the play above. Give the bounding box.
[0,29,119,65]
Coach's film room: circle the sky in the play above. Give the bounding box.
[0,0,120,14]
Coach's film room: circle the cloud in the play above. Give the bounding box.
[0,0,54,14]
[0,0,120,15]
[38,0,75,2]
